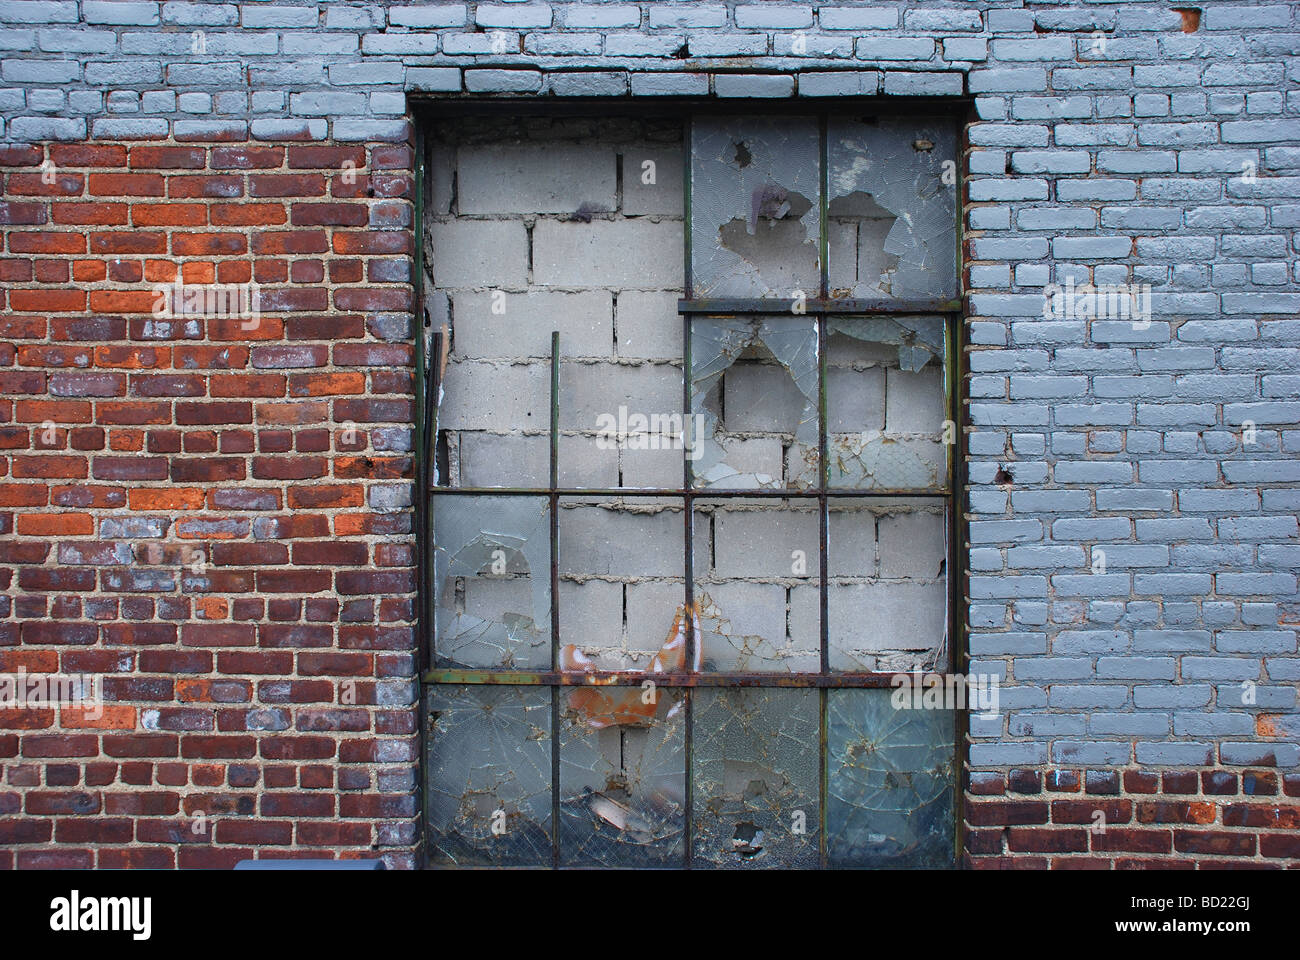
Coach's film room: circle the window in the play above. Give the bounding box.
[417,107,962,868]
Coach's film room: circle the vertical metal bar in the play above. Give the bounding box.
[817,115,830,869]
[549,329,561,869]
[681,113,695,870]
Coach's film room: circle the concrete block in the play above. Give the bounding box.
[533,219,683,288]
[878,510,945,579]
[457,144,615,215]
[451,290,613,359]
[621,145,683,216]
[429,220,529,288]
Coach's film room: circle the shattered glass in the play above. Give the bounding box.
[694,500,820,671]
[690,316,819,490]
[828,117,957,301]
[829,499,949,674]
[693,688,820,868]
[690,116,822,298]
[425,684,553,866]
[826,689,955,868]
[433,496,551,670]
[559,686,686,866]
[827,316,948,490]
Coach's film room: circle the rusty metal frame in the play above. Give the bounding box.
[418,103,966,870]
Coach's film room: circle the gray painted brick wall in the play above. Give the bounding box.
[1,0,1297,774]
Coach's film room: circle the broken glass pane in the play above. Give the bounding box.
[827,316,948,490]
[695,499,820,671]
[826,689,955,868]
[433,495,551,669]
[693,688,820,868]
[557,497,686,671]
[559,685,685,866]
[829,499,949,673]
[828,117,957,301]
[690,117,821,298]
[425,684,552,866]
[690,316,819,490]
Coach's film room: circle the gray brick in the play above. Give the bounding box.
[713,74,794,98]
[85,1,159,25]
[476,3,551,29]
[647,4,725,29]
[463,69,542,93]
[389,4,467,28]
[9,115,84,139]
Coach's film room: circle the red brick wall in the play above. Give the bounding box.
[0,136,419,869]
[965,767,1300,869]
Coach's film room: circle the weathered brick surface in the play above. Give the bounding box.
[0,133,418,868]
[0,0,1297,868]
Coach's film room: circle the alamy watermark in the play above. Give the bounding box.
[151,279,261,330]
[594,405,706,460]
[1042,279,1152,329]
[0,667,103,719]
[890,671,1000,718]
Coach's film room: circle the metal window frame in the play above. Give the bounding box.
[414,98,971,870]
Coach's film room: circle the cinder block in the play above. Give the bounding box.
[438,359,548,431]
[429,220,528,288]
[457,144,616,215]
[457,432,549,488]
[616,292,682,360]
[533,219,683,288]
[559,361,680,432]
[451,291,613,359]
[713,507,819,578]
[626,581,685,652]
[621,145,683,216]
[558,504,684,578]
[827,366,885,431]
[885,366,945,434]
[878,510,945,579]
[829,581,947,660]
[724,362,806,433]
[558,579,622,661]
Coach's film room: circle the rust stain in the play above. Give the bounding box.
[1173,7,1201,32]
[1256,714,1279,738]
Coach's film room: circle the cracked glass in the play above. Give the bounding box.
[433,495,551,670]
[559,686,686,866]
[827,316,948,490]
[693,688,820,868]
[425,684,553,867]
[690,316,819,490]
[828,117,958,301]
[827,689,956,868]
[690,116,822,298]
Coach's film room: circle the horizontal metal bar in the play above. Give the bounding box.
[678,298,961,315]
[430,486,950,498]
[423,669,955,688]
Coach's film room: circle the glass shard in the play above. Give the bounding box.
[828,117,958,301]
[425,684,553,866]
[559,686,686,866]
[693,688,820,868]
[690,316,819,490]
[827,689,955,868]
[690,117,822,298]
[827,316,948,490]
[433,495,551,669]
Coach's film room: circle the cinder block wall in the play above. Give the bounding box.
[0,1,1297,868]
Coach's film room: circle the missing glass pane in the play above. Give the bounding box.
[425,685,553,867]
[695,499,820,671]
[827,689,955,868]
[829,500,949,673]
[433,495,551,669]
[690,117,821,298]
[691,316,819,490]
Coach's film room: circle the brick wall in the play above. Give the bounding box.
[0,1,1298,868]
[0,134,419,868]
